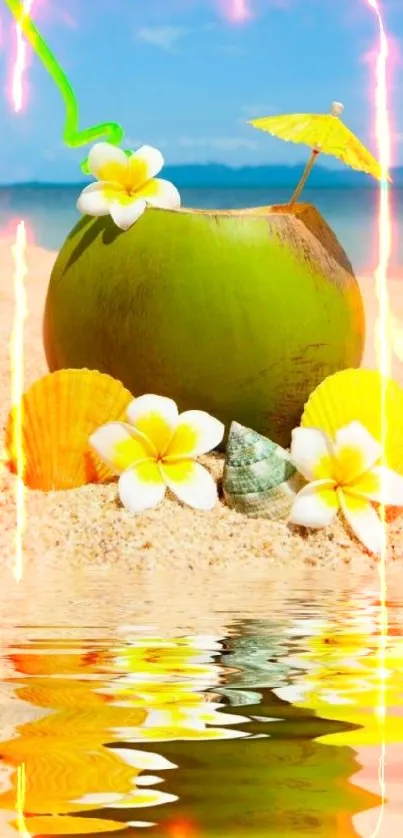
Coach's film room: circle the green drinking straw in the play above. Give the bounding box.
[3,0,126,172]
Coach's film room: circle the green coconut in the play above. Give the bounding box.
[43,202,365,447]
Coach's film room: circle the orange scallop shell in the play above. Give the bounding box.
[3,368,133,490]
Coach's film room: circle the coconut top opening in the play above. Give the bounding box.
[147,203,353,277]
[152,203,311,218]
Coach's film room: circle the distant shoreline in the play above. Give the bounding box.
[1,162,401,190]
[0,181,396,192]
[0,183,396,189]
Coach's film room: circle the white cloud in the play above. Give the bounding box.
[179,136,259,151]
[122,137,143,149]
[241,104,278,118]
[137,26,190,51]
[124,137,169,150]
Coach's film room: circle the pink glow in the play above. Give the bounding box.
[221,0,252,22]
[0,218,35,245]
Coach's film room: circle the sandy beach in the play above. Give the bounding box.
[1,236,403,574]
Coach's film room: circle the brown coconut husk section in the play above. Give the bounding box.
[0,237,403,576]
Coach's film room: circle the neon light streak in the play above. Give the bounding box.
[9,0,35,582]
[11,0,34,112]
[4,0,125,172]
[16,763,31,837]
[10,221,28,583]
[365,1,392,835]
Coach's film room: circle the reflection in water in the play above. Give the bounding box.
[0,581,401,836]
[273,592,403,746]
[0,637,248,834]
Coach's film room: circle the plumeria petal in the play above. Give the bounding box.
[333,421,382,483]
[127,145,164,188]
[87,142,129,182]
[126,395,179,457]
[164,410,224,460]
[109,198,147,231]
[290,427,335,482]
[161,461,219,510]
[136,178,181,209]
[118,461,166,513]
[288,480,339,528]
[339,490,386,555]
[349,465,403,507]
[77,181,122,217]
[89,422,154,474]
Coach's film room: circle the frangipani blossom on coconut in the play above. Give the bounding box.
[77,143,181,231]
[288,421,403,556]
[89,394,224,513]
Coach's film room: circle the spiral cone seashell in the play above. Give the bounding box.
[223,421,304,520]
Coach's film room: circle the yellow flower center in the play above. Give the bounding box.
[313,445,375,492]
[332,445,366,486]
[98,156,150,195]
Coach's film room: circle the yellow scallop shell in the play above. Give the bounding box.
[4,368,133,490]
[301,368,403,474]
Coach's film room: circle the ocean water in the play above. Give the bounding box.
[1,185,402,273]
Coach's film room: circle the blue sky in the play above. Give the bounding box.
[0,0,402,182]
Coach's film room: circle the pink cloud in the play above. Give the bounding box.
[139,0,293,23]
[29,0,78,29]
[218,0,292,23]
[222,0,252,21]
[56,9,77,29]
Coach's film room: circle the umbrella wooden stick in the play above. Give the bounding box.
[289,102,344,206]
[289,149,320,206]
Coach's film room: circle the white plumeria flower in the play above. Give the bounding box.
[90,394,224,513]
[77,143,181,231]
[288,420,403,556]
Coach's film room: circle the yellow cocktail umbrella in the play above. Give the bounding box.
[249,101,389,205]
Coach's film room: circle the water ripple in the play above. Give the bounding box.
[0,570,402,835]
